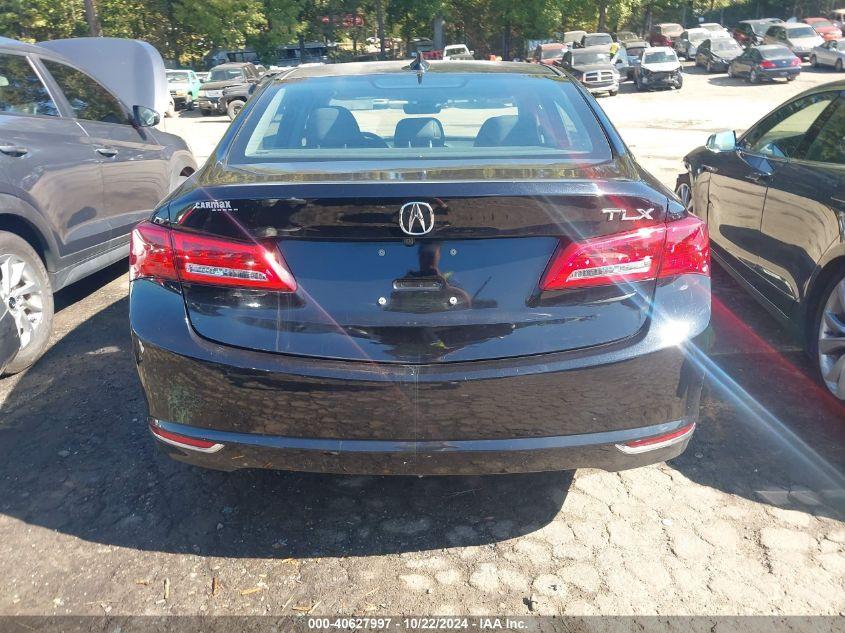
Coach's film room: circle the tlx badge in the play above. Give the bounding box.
[601,207,654,221]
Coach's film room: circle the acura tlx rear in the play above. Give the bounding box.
[129,61,711,475]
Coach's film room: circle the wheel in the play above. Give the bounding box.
[186,98,195,111]
[200,108,212,116]
[0,231,53,375]
[749,68,759,83]
[706,60,713,73]
[609,89,618,96]
[836,59,843,72]
[227,99,245,121]
[674,173,693,214]
[786,74,795,81]
[810,55,818,68]
[813,270,845,401]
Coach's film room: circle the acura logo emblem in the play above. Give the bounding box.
[399,202,435,236]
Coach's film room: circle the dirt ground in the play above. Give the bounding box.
[0,61,843,619]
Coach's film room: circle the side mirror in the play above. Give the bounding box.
[706,130,737,152]
[133,105,160,127]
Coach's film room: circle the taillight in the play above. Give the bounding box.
[759,60,776,69]
[540,215,709,291]
[129,220,297,292]
[790,56,802,66]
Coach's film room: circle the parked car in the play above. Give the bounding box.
[674,28,713,60]
[196,62,260,115]
[728,44,801,82]
[830,8,845,29]
[0,39,196,373]
[165,69,201,110]
[129,60,710,475]
[699,22,729,34]
[733,19,783,46]
[563,30,588,47]
[220,69,287,120]
[803,17,843,41]
[579,33,614,50]
[763,22,824,60]
[443,44,474,60]
[560,47,620,95]
[676,81,845,399]
[810,37,845,70]
[533,42,566,65]
[620,40,649,79]
[635,47,683,90]
[695,37,744,72]
[614,31,640,45]
[648,23,684,47]
[196,71,210,82]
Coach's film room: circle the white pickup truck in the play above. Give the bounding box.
[443,44,474,60]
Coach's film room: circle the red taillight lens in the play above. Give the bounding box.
[171,231,297,291]
[130,221,177,282]
[540,215,709,291]
[129,220,296,292]
[150,423,223,452]
[790,56,802,66]
[759,60,776,68]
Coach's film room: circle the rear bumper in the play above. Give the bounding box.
[130,276,710,475]
[584,80,619,94]
[756,68,801,80]
[149,418,696,475]
[197,97,223,112]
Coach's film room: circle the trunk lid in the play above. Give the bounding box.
[170,178,667,364]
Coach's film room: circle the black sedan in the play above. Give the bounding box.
[130,60,711,476]
[728,45,801,83]
[676,81,845,399]
[695,37,744,72]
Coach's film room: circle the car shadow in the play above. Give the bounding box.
[669,264,845,519]
[0,285,571,558]
[0,262,842,561]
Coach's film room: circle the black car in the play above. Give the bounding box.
[695,37,744,72]
[130,61,711,475]
[196,62,260,116]
[728,45,801,82]
[676,81,845,399]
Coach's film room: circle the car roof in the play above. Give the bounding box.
[644,46,675,53]
[784,22,814,29]
[213,62,253,68]
[281,60,559,80]
[585,32,611,36]
[571,45,611,53]
[685,28,710,34]
[540,42,565,49]
[625,40,649,47]
[0,36,73,63]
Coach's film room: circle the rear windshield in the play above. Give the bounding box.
[761,46,793,58]
[687,31,709,42]
[786,26,817,38]
[228,72,612,164]
[541,48,562,59]
[749,22,771,34]
[661,24,683,35]
[808,19,833,27]
[711,39,742,52]
[210,68,244,81]
[166,72,190,83]
[584,34,613,46]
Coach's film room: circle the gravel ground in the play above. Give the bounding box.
[0,61,843,619]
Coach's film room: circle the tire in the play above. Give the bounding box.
[227,99,246,121]
[749,69,759,83]
[787,74,795,81]
[706,60,712,73]
[186,98,195,111]
[609,89,618,96]
[674,173,693,214]
[811,269,845,401]
[836,59,843,72]
[200,108,212,116]
[810,55,818,68]
[0,231,53,375]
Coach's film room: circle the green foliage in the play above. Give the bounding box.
[0,0,776,65]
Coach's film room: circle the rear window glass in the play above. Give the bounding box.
[786,26,817,38]
[711,39,741,52]
[760,46,793,58]
[228,72,612,164]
